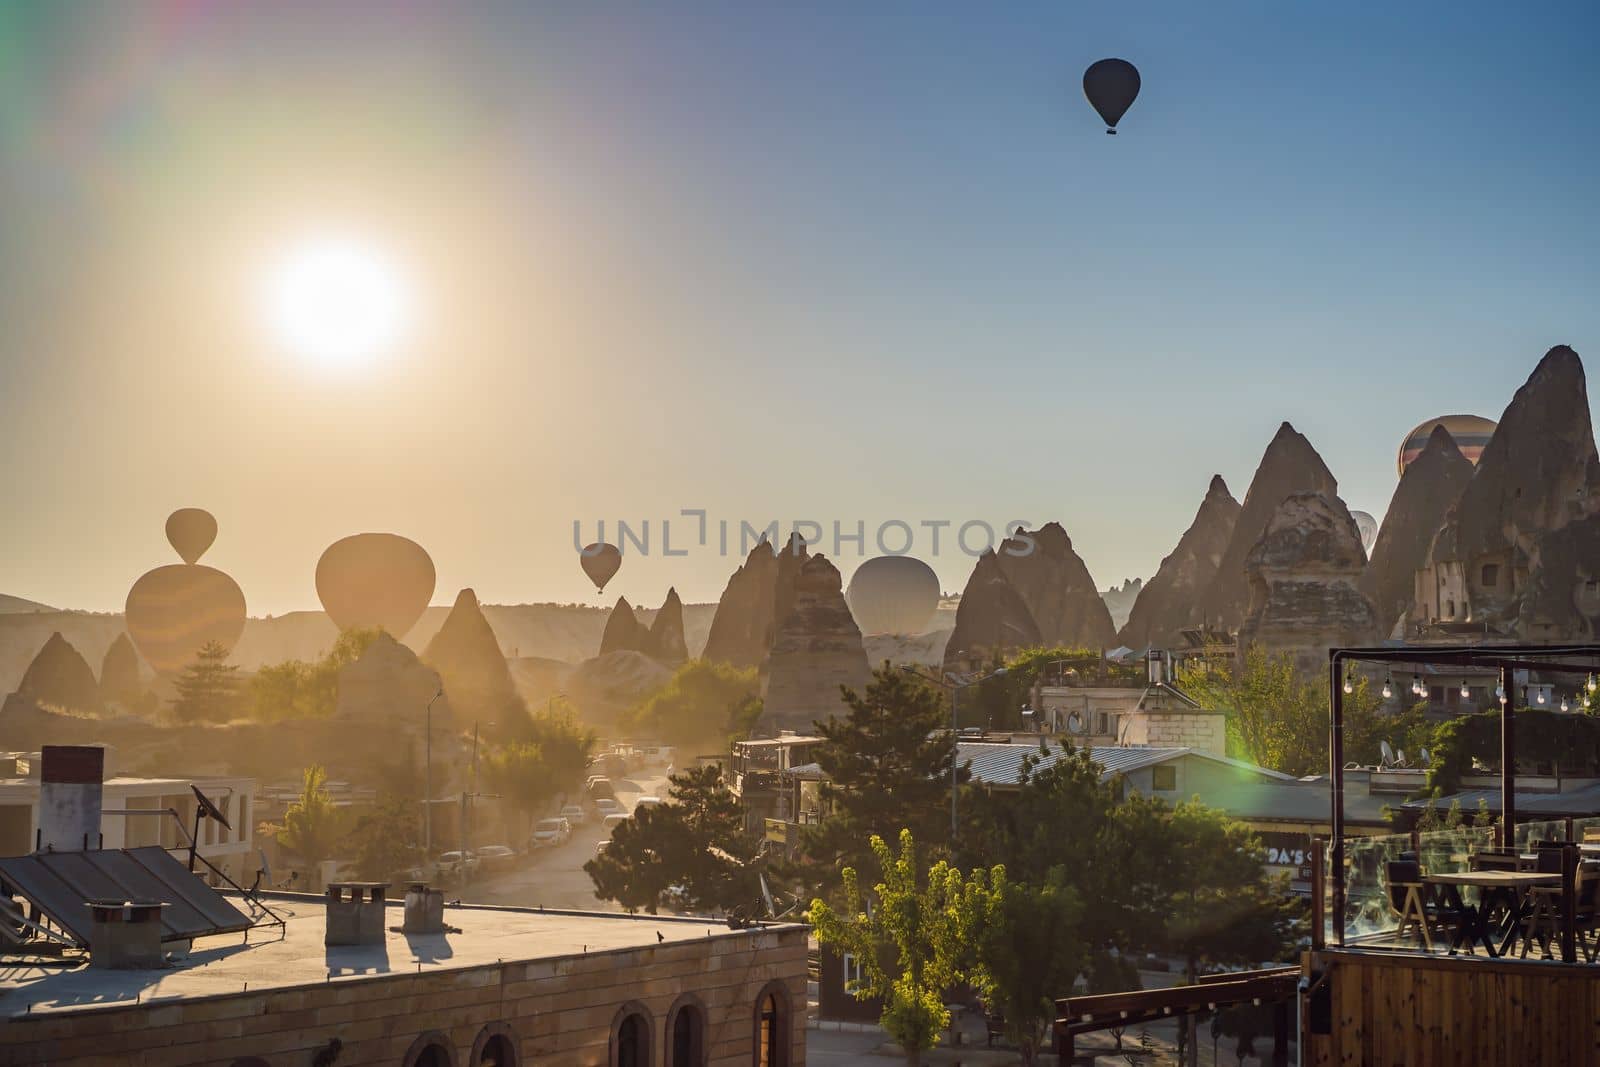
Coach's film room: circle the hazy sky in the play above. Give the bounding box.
[2,2,1598,617]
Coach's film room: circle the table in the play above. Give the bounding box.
[1425,871,1560,957]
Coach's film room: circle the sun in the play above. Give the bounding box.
[261,236,412,369]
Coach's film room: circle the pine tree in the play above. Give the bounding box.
[169,641,240,723]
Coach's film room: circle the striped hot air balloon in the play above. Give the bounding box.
[1397,415,1497,476]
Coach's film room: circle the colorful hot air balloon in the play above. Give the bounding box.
[1083,58,1141,134]
[1351,510,1379,554]
[846,556,941,635]
[1396,415,1497,476]
[165,508,218,564]
[125,564,247,674]
[315,533,436,638]
[580,543,622,594]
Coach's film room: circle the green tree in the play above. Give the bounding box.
[584,765,761,914]
[347,794,423,881]
[266,765,350,878]
[483,741,559,839]
[965,647,1143,731]
[801,665,964,894]
[245,627,383,721]
[624,659,763,752]
[169,641,241,723]
[526,701,597,801]
[809,830,971,1067]
[965,865,1084,1066]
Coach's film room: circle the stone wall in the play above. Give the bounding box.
[1126,711,1226,757]
[0,924,808,1067]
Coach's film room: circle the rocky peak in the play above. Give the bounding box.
[337,631,451,728]
[702,539,780,668]
[995,522,1115,650]
[599,596,648,656]
[759,555,869,735]
[649,587,689,666]
[99,634,146,710]
[943,551,1043,674]
[423,588,523,725]
[1360,425,1474,635]
[1240,492,1379,675]
[1119,474,1242,650]
[15,632,101,714]
[1198,422,1338,631]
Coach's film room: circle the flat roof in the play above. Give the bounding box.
[0,894,801,1019]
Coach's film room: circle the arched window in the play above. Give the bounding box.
[611,1003,653,1067]
[665,995,707,1067]
[403,1031,457,1067]
[472,1023,520,1067]
[752,983,791,1067]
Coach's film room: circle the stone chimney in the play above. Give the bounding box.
[37,745,104,853]
[87,900,167,969]
[402,882,445,934]
[324,882,388,946]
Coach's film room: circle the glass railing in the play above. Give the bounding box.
[1335,825,1495,944]
[1513,819,1570,851]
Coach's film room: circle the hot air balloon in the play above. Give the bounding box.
[165,508,218,564]
[315,533,436,638]
[1083,58,1141,134]
[580,543,622,594]
[1351,510,1379,554]
[125,564,247,674]
[846,556,941,635]
[1397,414,1497,476]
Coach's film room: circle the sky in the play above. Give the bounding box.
[2,1,1598,617]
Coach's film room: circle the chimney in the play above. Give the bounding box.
[37,745,104,852]
[324,882,388,946]
[87,900,168,969]
[402,882,445,934]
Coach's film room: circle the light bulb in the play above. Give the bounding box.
[1496,683,1505,700]
[1412,674,1423,696]
[1342,673,1354,695]
[1561,697,1570,713]
[1589,674,1597,694]
[1382,676,1393,700]
[1536,688,1547,705]
[1461,683,1471,699]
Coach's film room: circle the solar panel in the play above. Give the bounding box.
[0,847,251,947]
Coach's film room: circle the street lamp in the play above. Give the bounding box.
[900,663,1008,840]
[423,687,443,857]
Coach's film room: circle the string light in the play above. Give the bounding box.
[1343,670,1354,696]
[1536,687,1547,706]
[1589,674,1597,694]
[1411,674,1424,697]
[1460,682,1471,699]
[1561,696,1570,713]
[1382,675,1393,700]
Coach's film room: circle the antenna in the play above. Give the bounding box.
[1421,747,1431,768]
[1396,749,1407,768]
[1380,740,1395,768]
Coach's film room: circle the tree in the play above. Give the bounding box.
[245,627,383,721]
[347,795,423,881]
[965,865,1084,1066]
[584,765,761,914]
[483,742,559,840]
[525,701,597,801]
[809,830,971,1067]
[624,659,763,752]
[966,647,1143,732]
[265,765,350,880]
[801,665,964,894]
[1179,645,1398,776]
[169,641,241,723]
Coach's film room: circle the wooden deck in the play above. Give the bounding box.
[1303,947,1600,1065]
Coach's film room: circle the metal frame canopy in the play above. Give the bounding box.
[1327,644,1600,947]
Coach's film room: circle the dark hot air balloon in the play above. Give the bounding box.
[846,556,941,635]
[1083,58,1141,134]
[315,533,436,639]
[165,508,218,564]
[581,543,622,594]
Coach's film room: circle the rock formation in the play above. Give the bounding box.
[567,650,674,726]
[1119,475,1242,650]
[702,535,808,669]
[1197,422,1339,632]
[599,597,649,656]
[423,588,526,726]
[994,523,1116,651]
[14,631,100,713]
[1359,426,1475,636]
[98,634,146,710]
[1239,492,1380,674]
[336,632,452,728]
[1100,578,1144,632]
[648,588,689,666]
[759,555,871,735]
[1420,346,1600,638]
[943,551,1044,674]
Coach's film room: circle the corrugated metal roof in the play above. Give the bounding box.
[954,743,1294,787]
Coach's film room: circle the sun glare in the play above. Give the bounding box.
[262,236,412,369]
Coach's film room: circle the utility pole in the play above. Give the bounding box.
[423,688,442,859]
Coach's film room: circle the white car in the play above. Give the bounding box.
[559,804,587,826]
[436,850,480,875]
[632,796,662,811]
[602,813,629,833]
[593,797,623,816]
[531,817,571,848]
[475,844,517,871]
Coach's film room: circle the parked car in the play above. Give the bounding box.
[632,796,662,811]
[530,817,571,848]
[663,884,691,911]
[593,797,623,816]
[602,813,629,833]
[475,844,517,871]
[436,850,480,876]
[559,804,588,826]
[587,777,616,802]
[595,840,610,856]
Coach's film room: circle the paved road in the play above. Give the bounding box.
[462,769,670,910]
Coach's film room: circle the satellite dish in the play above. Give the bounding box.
[1066,712,1086,735]
[1380,739,1395,767]
[1396,749,1407,768]
[1421,747,1431,767]
[191,785,231,830]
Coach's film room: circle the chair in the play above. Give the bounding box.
[1471,850,1522,873]
[1521,847,1588,959]
[1582,826,1600,845]
[1385,860,1435,950]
